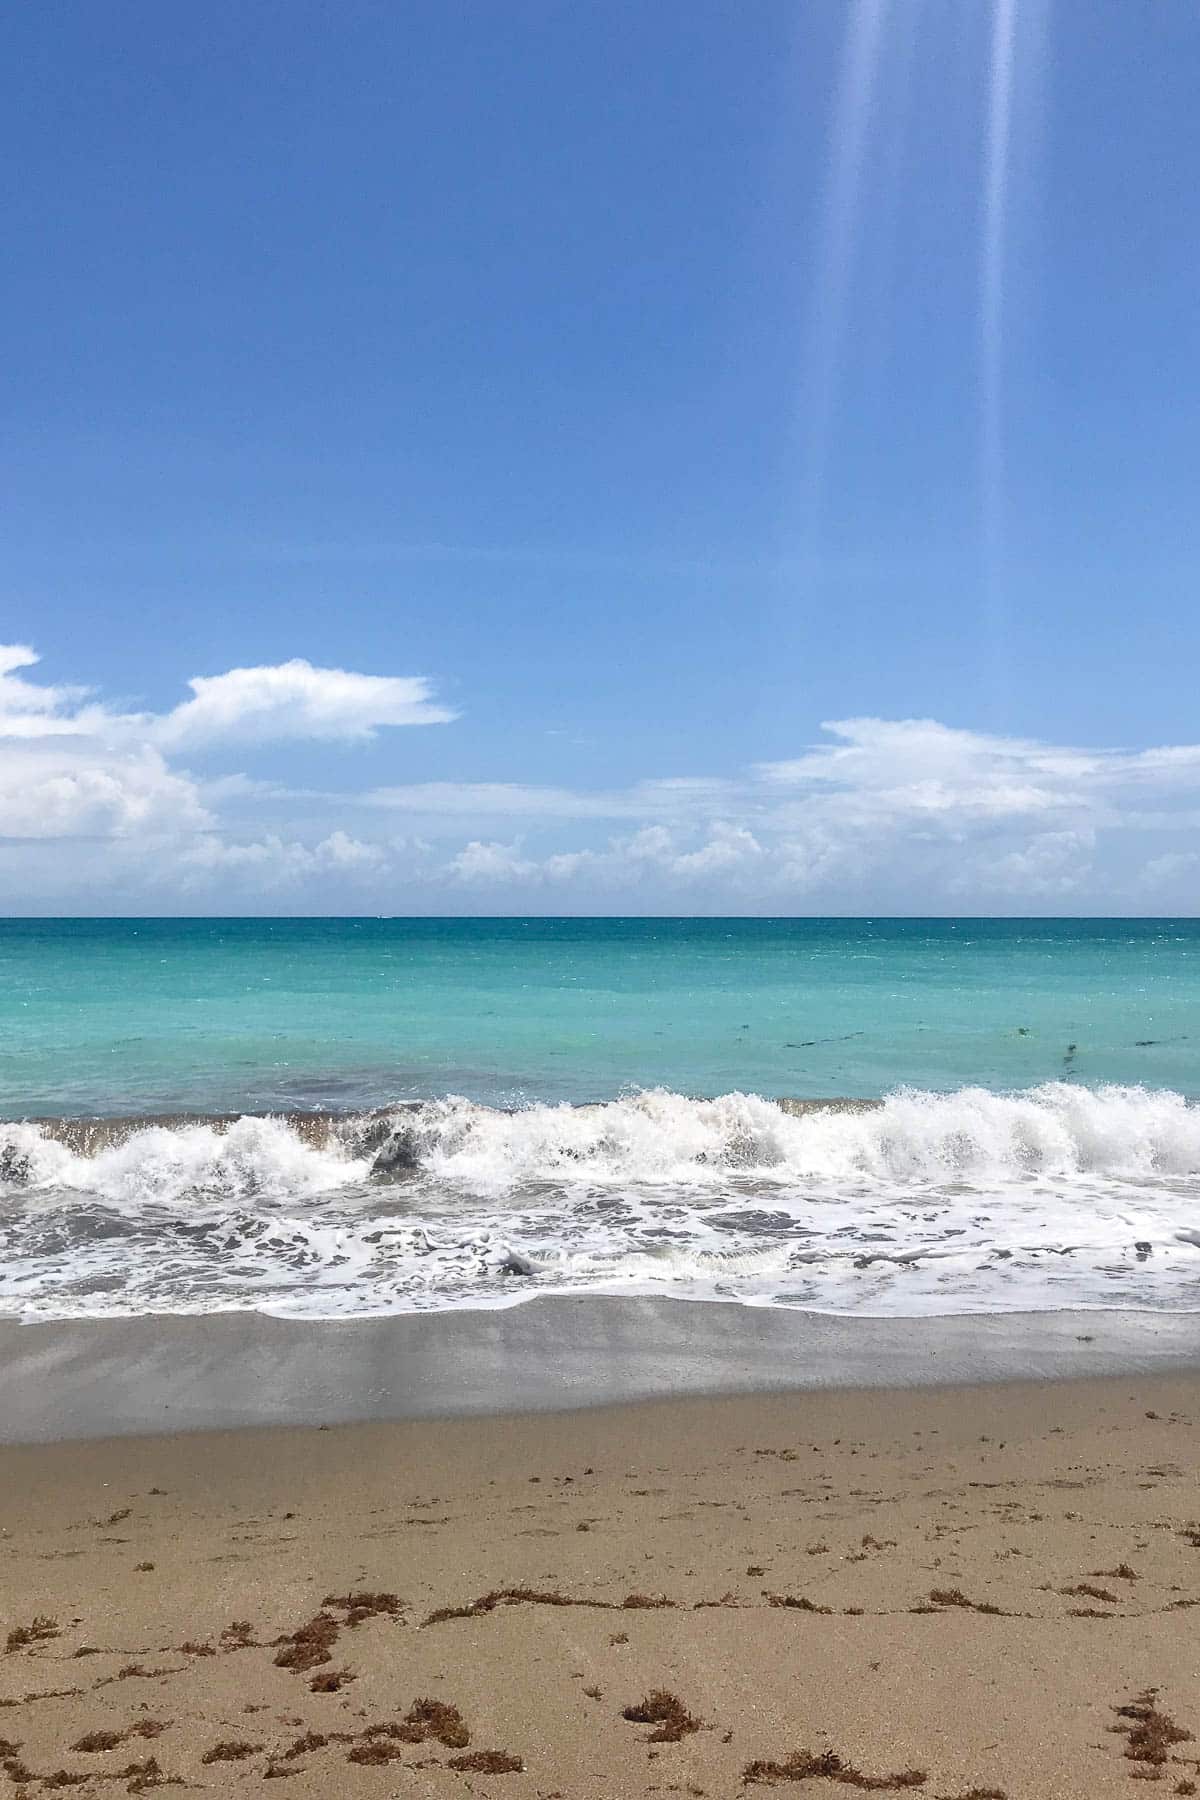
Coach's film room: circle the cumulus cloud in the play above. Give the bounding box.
[180,830,388,889]
[0,741,210,841]
[3,645,1200,910]
[0,645,453,855]
[448,839,538,883]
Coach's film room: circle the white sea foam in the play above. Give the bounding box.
[2,1085,1199,1321]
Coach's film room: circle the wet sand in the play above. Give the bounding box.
[3,1360,1200,1795]
[4,1300,1200,1441]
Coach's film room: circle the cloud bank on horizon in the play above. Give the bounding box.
[0,643,1197,913]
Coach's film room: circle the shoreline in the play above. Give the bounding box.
[3,1295,1200,1443]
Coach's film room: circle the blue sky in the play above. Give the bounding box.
[4,0,1200,912]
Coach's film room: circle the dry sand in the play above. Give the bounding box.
[2,1375,1200,1796]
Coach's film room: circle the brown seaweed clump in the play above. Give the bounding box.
[273,1611,339,1673]
[310,1666,354,1692]
[623,1691,702,1743]
[1111,1691,1193,1766]
[72,1730,125,1752]
[400,1699,470,1749]
[347,1700,472,1762]
[422,1585,676,1626]
[744,1749,927,1789]
[123,1759,184,1794]
[926,1590,1006,1617]
[200,1740,262,1764]
[447,1750,524,1772]
[323,1590,404,1626]
[5,1615,60,1652]
[72,1721,167,1753]
[767,1594,833,1615]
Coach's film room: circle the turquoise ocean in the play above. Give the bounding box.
[2,917,1199,1322]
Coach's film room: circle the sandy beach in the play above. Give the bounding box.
[3,1353,1200,1796]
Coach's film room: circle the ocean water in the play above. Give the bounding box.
[2,916,1199,1322]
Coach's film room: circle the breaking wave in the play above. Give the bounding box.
[2,1084,1200,1321]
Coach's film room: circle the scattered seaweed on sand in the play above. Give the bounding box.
[744,1749,927,1788]
[123,1758,183,1794]
[766,1594,833,1615]
[104,1663,183,1683]
[934,1790,1007,1799]
[924,1590,1006,1616]
[310,1667,354,1692]
[284,1732,352,1760]
[2,1757,34,1784]
[401,1699,471,1749]
[73,1722,168,1753]
[40,1771,92,1789]
[1111,1691,1193,1766]
[348,1738,405,1766]
[219,1620,259,1649]
[447,1751,524,1772]
[5,1615,60,1652]
[72,1729,125,1752]
[273,1612,339,1673]
[347,1701,472,1760]
[1094,1565,1141,1582]
[322,1591,403,1625]
[422,1585,674,1627]
[273,1591,395,1672]
[623,1691,702,1743]
[200,1741,262,1764]
[423,1587,577,1626]
[6,1685,83,1704]
[1060,1583,1118,1603]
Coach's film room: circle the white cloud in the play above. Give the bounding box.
[0,740,210,841]
[3,646,1200,910]
[952,829,1096,899]
[448,839,538,883]
[0,644,453,855]
[179,829,389,889]
[0,645,97,739]
[155,658,456,747]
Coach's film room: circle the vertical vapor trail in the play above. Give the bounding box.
[981,0,1017,670]
[798,0,890,543]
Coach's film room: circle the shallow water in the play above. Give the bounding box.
[2,916,1198,1115]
